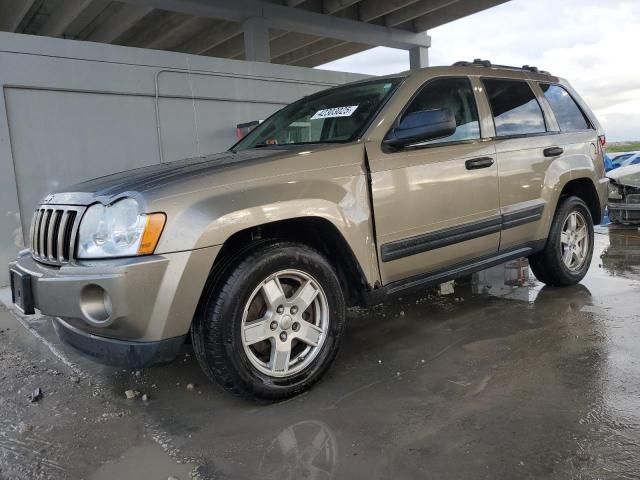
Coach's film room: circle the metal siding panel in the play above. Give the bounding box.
[0,32,366,286]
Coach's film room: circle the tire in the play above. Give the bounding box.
[528,196,594,287]
[192,241,346,400]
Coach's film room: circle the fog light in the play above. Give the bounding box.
[79,284,112,324]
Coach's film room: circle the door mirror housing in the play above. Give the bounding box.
[383,108,457,150]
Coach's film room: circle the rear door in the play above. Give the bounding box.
[366,76,500,284]
[481,78,560,251]
[536,82,601,170]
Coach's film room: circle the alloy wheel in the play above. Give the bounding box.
[560,210,589,271]
[241,269,329,378]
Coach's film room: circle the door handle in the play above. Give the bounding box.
[465,157,494,170]
[543,146,564,157]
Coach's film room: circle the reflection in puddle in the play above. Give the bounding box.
[259,420,337,480]
[601,228,640,277]
[471,257,541,303]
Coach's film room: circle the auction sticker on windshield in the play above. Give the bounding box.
[311,105,358,120]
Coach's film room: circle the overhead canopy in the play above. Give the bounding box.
[0,0,509,67]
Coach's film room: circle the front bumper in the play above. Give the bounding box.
[9,245,220,365]
[608,202,640,211]
[53,317,185,368]
[608,201,640,224]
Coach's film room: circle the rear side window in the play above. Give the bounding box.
[539,84,591,131]
[401,77,480,145]
[482,79,546,137]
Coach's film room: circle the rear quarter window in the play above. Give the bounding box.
[539,84,591,131]
[482,79,546,137]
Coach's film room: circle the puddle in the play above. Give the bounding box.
[90,440,193,480]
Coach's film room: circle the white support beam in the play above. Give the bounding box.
[85,4,151,43]
[274,0,431,69]
[0,0,37,32]
[385,0,461,27]
[243,17,270,62]
[191,0,361,61]
[40,0,95,37]
[117,0,430,49]
[409,44,428,69]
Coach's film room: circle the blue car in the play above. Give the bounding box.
[609,151,640,171]
[619,153,640,167]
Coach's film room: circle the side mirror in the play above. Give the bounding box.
[383,108,456,150]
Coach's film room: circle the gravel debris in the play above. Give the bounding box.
[125,389,139,399]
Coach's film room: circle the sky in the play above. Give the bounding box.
[318,0,640,142]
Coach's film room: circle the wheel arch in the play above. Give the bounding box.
[558,177,602,223]
[200,217,373,311]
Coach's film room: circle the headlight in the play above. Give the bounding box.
[77,198,166,259]
[608,182,623,200]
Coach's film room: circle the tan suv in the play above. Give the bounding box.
[9,60,607,399]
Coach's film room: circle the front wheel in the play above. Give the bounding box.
[192,242,346,400]
[529,196,594,286]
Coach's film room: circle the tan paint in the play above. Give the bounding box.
[149,143,380,286]
[12,64,607,344]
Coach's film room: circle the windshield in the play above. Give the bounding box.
[232,78,403,151]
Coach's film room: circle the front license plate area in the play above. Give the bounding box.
[9,269,35,315]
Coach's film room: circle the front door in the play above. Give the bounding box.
[366,76,500,284]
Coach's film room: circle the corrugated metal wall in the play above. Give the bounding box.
[0,32,365,286]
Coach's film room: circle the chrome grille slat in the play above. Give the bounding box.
[30,205,85,266]
[34,209,44,257]
[47,210,63,261]
[66,211,80,261]
[29,211,39,254]
[56,211,71,263]
[42,209,53,259]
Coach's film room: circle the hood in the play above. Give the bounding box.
[607,164,640,188]
[43,146,320,206]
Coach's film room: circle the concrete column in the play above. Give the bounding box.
[409,45,429,70]
[243,18,271,63]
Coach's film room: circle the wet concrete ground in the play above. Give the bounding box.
[2,226,640,479]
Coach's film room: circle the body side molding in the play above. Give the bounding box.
[380,203,545,263]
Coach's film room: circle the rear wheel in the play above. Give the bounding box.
[192,242,346,400]
[529,196,594,286]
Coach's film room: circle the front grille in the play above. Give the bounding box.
[30,206,85,265]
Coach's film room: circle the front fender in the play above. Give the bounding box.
[154,174,380,286]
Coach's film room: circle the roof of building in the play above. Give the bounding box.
[0,0,510,67]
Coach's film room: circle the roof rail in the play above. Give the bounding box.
[452,58,550,75]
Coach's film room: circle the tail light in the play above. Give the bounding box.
[597,134,607,176]
[598,135,606,147]
[236,120,261,140]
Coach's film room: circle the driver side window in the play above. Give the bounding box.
[402,77,480,146]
